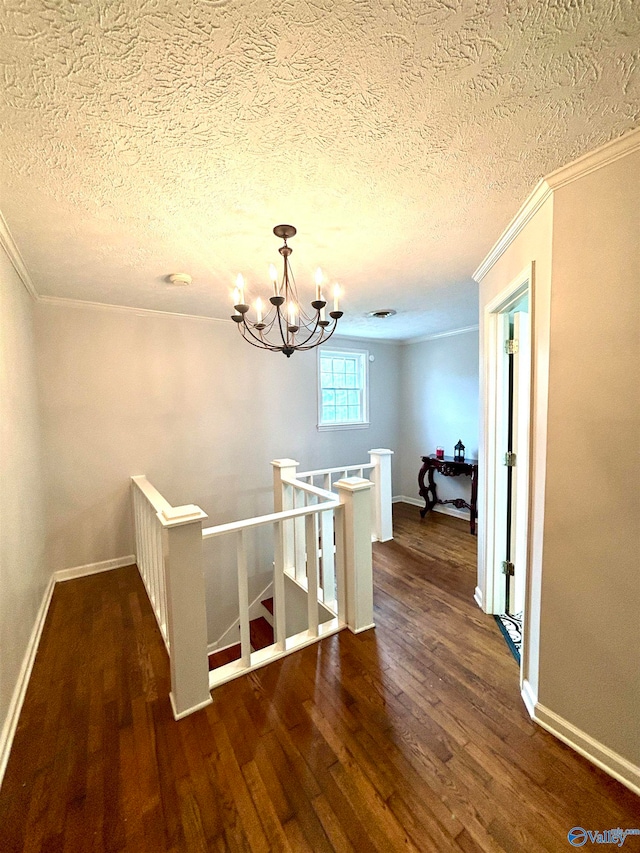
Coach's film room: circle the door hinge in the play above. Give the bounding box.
[501,560,515,576]
[504,452,516,467]
[504,339,519,354]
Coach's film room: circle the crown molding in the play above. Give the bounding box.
[0,211,39,300]
[473,126,640,283]
[544,125,640,190]
[402,324,479,345]
[37,295,231,324]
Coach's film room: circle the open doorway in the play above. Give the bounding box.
[481,266,532,668]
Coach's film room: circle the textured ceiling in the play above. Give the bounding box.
[1,0,638,340]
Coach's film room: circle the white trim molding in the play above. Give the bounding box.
[403,325,479,346]
[474,586,483,610]
[473,127,640,283]
[37,295,230,325]
[0,576,55,788]
[532,700,640,797]
[0,211,38,300]
[393,495,471,522]
[1,555,137,786]
[392,495,422,507]
[520,678,640,795]
[53,555,136,583]
[520,678,537,718]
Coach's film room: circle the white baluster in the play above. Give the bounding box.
[334,506,346,624]
[294,488,306,584]
[306,513,319,637]
[237,529,251,667]
[273,520,287,651]
[320,509,336,610]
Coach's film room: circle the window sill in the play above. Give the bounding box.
[317,422,370,432]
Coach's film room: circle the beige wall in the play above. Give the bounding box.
[479,148,639,770]
[398,330,479,508]
[539,152,640,763]
[33,300,402,570]
[0,248,48,757]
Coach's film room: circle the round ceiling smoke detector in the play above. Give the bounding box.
[366,309,397,319]
[168,273,192,286]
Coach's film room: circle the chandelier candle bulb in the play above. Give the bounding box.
[315,267,323,302]
[269,263,278,295]
[255,297,263,323]
[236,273,245,305]
[333,284,340,312]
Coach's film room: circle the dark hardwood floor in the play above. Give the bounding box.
[1,504,637,851]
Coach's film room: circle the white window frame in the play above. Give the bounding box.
[317,347,370,431]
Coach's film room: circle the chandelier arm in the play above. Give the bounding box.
[238,323,285,352]
[290,318,340,350]
[239,319,275,348]
[273,303,290,349]
[285,312,324,348]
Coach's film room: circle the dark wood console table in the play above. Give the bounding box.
[418,455,478,535]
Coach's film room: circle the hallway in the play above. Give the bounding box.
[1,504,637,851]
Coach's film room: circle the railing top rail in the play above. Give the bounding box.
[202,499,340,540]
[296,462,375,478]
[131,475,172,513]
[281,476,335,501]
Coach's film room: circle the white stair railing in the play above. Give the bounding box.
[131,476,212,720]
[131,453,386,717]
[288,448,394,542]
[203,472,374,690]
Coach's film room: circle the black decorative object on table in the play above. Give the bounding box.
[418,454,478,535]
[454,440,465,461]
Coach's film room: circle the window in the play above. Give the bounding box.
[318,348,369,429]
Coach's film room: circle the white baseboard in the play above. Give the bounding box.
[53,554,136,583]
[433,504,469,521]
[530,698,640,796]
[1,554,135,788]
[474,586,483,609]
[392,496,470,522]
[393,495,422,506]
[0,575,55,788]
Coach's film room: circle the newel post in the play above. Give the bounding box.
[369,448,394,542]
[271,458,299,573]
[335,477,374,634]
[159,504,212,720]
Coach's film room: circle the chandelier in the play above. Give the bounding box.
[231,225,343,357]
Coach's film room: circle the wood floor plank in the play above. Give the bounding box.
[1,506,638,852]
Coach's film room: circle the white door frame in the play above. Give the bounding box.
[480,264,533,633]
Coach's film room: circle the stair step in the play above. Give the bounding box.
[261,597,274,615]
[208,643,241,670]
[249,616,274,651]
